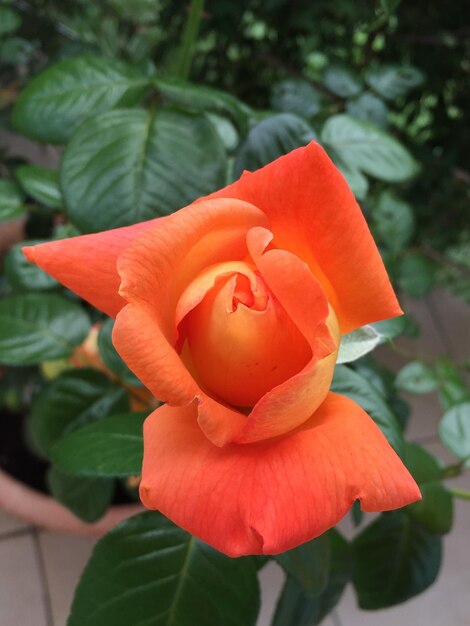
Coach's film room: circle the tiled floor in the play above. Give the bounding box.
[0,288,468,626]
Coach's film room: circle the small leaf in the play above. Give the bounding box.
[155,77,252,132]
[323,66,362,98]
[0,294,90,366]
[405,443,453,534]
[397,252,435,297]
[29,368,129,457]
[321,114,419,182]
[98,318,142,386]
[275,534,330,596]
[12,55,150,143]
[371,190,415,253]
[68,512,260,626]
[0,7,22,35]
[61,108,227,232]
[4,240,59,291]
[352,511,442,609]
[371,316,407,341]
[0,179,25,222]
[439,402,470,463]
[234,113,316,178]
[47,466,114,523]
[270,79,322,118]
[337,325,382,364]
[332,365,403,454]
[51,413,146,477]
[365,65,425,101]
[346,92,389,127]
[15,165,62,208]
[395,361,438,394]
[272,530,351,626]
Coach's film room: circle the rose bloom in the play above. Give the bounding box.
[25,142,420,556]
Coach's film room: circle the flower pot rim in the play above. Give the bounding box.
[0,466,142,536]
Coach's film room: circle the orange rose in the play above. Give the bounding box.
[24,143,420,556]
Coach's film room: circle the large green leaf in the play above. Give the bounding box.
[29,368,129,457]
[51,413,146,477]
[321,114,419,182]
[12,55,150,143]
[332,365,403,454]
[275,534,330,597]
[405,443,453,534]
[15,165,62,208]
[337,325,382,365]
[397,252,435,297]
[234,113,316,178]
[68,512,260,626]
[365,65,425,101]
[4,240,59,291]
[47,466,114,523]
[98,318,142,386]
[0,294,90,366]
[0,179,25,222]
[335,157,369,200]
[346,92,389,127]
[155,77,252,132]
[272,530,351,626]
[0,6,21,35]
[439,402,470,464]
[371,190,415,253]
[270,79,322,118]
[352,511,442,609]
[61,108,227,232]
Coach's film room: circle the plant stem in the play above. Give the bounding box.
[177,0,205,80]
[449,487,470,501]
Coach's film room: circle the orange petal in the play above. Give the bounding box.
[113,198,267,403]
[140,394,421,557]
[205,142,402,332]
[233,227,339,443]
[23,220,156,317]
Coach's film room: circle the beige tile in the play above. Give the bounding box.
[39,531,96,626]
[0,532,48,626]
[0,509,31,536]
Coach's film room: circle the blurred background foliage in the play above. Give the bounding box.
[0,1,469,625]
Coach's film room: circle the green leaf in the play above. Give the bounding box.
[346,92,389,127]
[0,7,22,35]
[397,252,435,297]
[335,158,369,200]
[15,165,62,208]
[0,294,90,366]
[405,443,453,534]
[155,77,252,132]
[68,512,260,626]
[371,190,415,253]
[323,66,362,98]
[4,240,59,291]
[395,361,438,393]
[234,113,316,178]
[12,55,150,143]
[29,368,129,457]
[352,511,442,609]
[47,466,114,523]
[332,365,403,454]
[321,114,419,182]
[439,402,470,463]
[61,108,227,232]
[365,65,425,101]
[371,315,407,341]
[272,530,351,626]
[207,113,239,151]
[98,318,142,386]
[275,534,330,597]
[0,179,25,222]
[435,359,470,410]
[270,79,322,118]
[337,325,382,365]
[51,413,146,477]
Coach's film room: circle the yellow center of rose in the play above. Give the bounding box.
[178,263,312,407]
